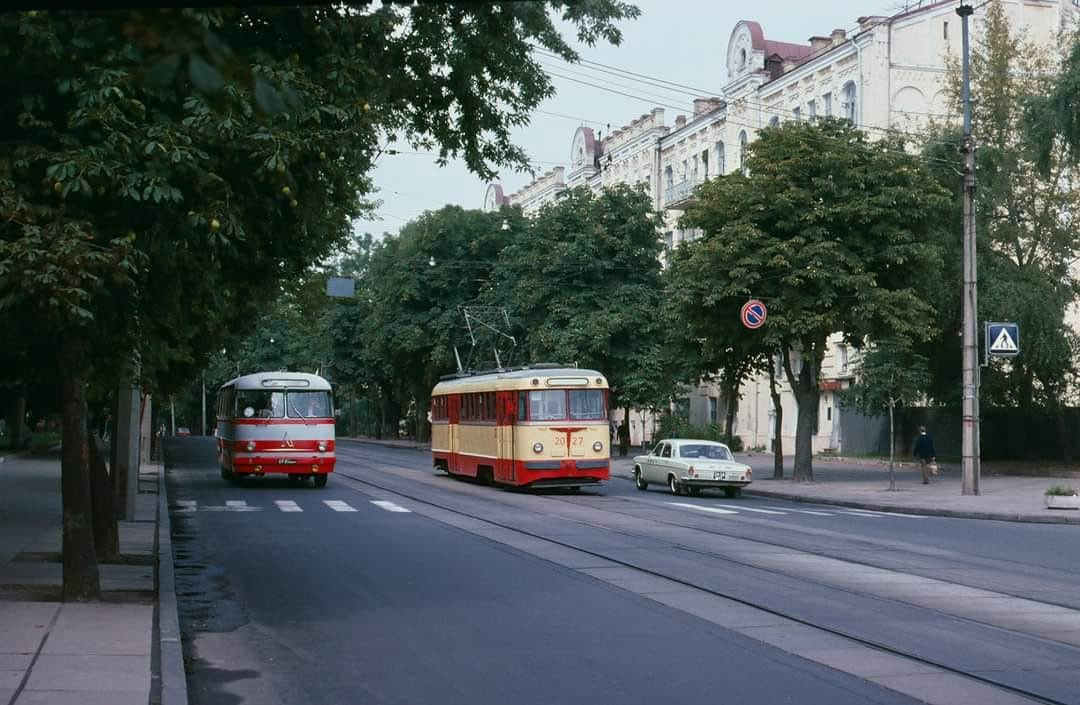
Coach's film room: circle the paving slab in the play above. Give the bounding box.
[43,604,153,656]
[869,671,1043,705]
[23,654,149,693]
[14,690,147,705]
[801,647,942,678]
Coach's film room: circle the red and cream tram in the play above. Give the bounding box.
[215,372,336,487]
[430,366,610,489]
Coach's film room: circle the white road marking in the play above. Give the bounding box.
[226,500,248,508]
[840,508,926,519]
[371,500,411,513]
[667,502,738,515]
[275,500,302,512]
[710,503,787,515]
[323,500,358,512]
[759,506,836,516]
[175,500,196,513]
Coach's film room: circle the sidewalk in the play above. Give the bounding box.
[0,454,186,705]
[344,437,1080,525]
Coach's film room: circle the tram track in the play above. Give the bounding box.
[332,447,1079,705]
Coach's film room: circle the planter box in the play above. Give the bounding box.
[1045,494,1080,510]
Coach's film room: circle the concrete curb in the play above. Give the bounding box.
[157,464,189,705]
[342,437,430,452]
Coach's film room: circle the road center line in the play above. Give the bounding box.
[710,503,786,515]
[759,506,835,516]
[667,502,738,515]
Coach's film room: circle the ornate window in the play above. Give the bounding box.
[738,130,748,171]
[715,142,725,175]
[842,81,857,122]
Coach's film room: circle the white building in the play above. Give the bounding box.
[484,0,1072,452]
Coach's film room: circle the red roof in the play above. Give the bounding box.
[763,39,812,62]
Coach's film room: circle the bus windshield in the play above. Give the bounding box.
[235,390,331,419]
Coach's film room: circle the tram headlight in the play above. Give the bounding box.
[593,441,603,452]
[317,441,327,452]
[245,441,256,452]
[532,442,544,454]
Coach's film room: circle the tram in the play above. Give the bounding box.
[215,372,336,487]
[430,366,610,489]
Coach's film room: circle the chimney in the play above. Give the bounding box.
[857,16,886,32]
[830,28,846,45]
[809,35,831,53]
[675,114,687,128]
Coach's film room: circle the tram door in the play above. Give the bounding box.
[495,392,515,482]
[449,395,461,473]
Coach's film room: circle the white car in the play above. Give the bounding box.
[633,439,752,497]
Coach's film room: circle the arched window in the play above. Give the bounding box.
[738,130,748,171]
[768,115,780,128]
[842,81,857,123]
[715,142,725,175]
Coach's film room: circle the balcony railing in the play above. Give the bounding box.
[663,175,706,208]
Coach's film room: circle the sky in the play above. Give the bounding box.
[361,0,912,236]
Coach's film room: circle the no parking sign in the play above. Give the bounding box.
[740,299,767,330]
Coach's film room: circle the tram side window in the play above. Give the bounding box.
[431,397,448,422]
[518,392,527,421]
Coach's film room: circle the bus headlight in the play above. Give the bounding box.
[593,441,603,452]
[532,442,544,454]
[317,441,327,452]
[246,441,256,452]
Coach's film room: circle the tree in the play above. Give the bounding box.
[678,120,948,481]
[487,186,678,424]
[0,3,639,599]
[843,340,930,491]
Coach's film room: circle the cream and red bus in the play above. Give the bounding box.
[215,372,336,487]
[430,366,610,489]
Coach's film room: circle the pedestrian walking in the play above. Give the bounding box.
[618,421,630,458]
[913,425,936,484]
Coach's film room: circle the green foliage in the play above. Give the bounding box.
[842,339,930,414]
[1045,484,1078,496]
[487,185,688,411]
[676,119,948,478]
[652,416,743,450]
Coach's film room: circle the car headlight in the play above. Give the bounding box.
[533,442,544,454]
[317,441,327,452]
[593,441,603,452]
[246,441,256,452]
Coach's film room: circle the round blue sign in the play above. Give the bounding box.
[740,299,767,330]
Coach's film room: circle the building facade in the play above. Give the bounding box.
[484,0,1072,452]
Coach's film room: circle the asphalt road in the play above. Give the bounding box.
[165,438,1080,705]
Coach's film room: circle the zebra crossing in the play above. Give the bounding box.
[172,498,411,514]
[667,501,927,519]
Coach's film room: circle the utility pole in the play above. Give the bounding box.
[958,0,980,495]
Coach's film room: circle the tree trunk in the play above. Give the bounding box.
[619,406,630,457]
[723,382,738,446]
[90,436,119,561]
[1055,404,1071,463]
[767,357,783,480]
[109,392,122,511]
[887,400,896,492]
[58,336,100,601]
[783,343,822,483]
[10,384,27,449]
[414,385,431,443]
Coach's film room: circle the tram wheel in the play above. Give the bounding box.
[634,468,648,491]
[313,474,328,488]
[668,475,681,496]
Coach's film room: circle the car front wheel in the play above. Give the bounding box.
[634,467,648,491]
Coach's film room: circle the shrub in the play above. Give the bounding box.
[1045,485,1078,496]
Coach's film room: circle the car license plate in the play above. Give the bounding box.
[278,459,297,465]
[713,472,723,480]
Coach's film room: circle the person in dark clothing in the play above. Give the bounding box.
[913,425,936,484]
[618,421,630,457]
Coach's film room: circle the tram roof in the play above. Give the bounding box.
[431,366,607,394]
[221,371,332,391]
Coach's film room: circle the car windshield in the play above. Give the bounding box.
[678,444,732,461]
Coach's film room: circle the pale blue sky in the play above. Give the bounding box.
[361,1,908,236]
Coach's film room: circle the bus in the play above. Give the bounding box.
[430,366,610,489]
[215,372,336,487]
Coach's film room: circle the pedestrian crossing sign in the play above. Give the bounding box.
[986,322,1019,357]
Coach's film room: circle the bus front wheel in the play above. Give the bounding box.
[313,474,328,488]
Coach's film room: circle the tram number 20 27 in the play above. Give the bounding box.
[553,436,583,447]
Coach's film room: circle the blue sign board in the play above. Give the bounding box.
[986,322,1019,357]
